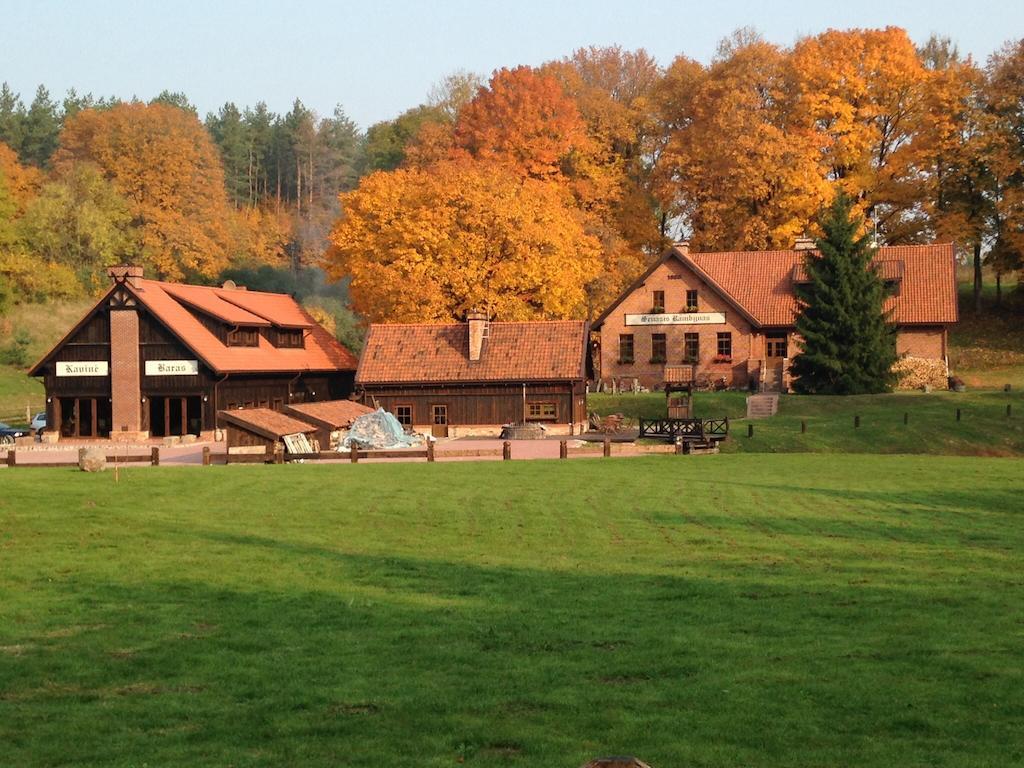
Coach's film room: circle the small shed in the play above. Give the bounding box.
[283,399,375,447]
[218,408,318,455]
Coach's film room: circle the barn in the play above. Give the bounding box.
[593,240,959,392]
[357,312,589,437]
[28,266,358,440]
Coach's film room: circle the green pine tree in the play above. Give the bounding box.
[790,194,897,394]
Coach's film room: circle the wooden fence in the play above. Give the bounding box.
[1,439,681,469]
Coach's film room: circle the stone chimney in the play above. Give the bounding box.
[466,310,488,362]
[794,236,816,251]
[107,265,143,288]
[673,240,690,255]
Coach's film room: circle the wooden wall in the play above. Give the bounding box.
[362,381,587,426]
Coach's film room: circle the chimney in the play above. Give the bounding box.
[466,310,488,362]
[108,264,143,288]
[673,240,690,255]
[794,236,816,252]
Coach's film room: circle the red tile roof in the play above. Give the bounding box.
[218,408,317,440]
[29,278,358,377]
[284,399,374,428]
[132,280,357,374]
[594,243,958,329]
[357,321,588,385]
[160,283,271,326]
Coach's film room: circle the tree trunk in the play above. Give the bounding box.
[996,272,1002,307]
[973,241,982,314]
[296,156,302,216]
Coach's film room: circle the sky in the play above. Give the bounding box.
[2,0,1022,129]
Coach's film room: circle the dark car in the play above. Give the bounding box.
[0,422,28,444]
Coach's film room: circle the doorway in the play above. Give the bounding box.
[149,396,203,437]
[765,333,788,392]
[58,397,112,438]
[431,404,448,438]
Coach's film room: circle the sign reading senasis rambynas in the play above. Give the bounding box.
[145,360,200,376]
[56,361,109,377]
[624,312,727,326]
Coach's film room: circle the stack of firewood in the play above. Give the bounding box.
[892,356,949,390]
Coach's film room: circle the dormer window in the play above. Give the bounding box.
[227,327,260,347]
[275,328,304,348]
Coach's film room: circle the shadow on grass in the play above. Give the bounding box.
[3,532,1021,768]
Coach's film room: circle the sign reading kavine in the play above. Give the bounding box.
[625,312,726,326]
[145,360,199,376]
[56,361,109,377]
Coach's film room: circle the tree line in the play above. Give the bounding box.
[1,27,1023,331]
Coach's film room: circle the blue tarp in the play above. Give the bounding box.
[340,408,424,449]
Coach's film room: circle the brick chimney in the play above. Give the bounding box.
[107,264,143,288]
[794,236,816,251]
[673,240,690,255]
[466,310,488,362]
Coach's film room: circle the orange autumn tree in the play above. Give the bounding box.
[657,35,830,251]
[325,160,601,323]
[54,102,236,281]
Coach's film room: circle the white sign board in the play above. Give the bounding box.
[145,359,199,376]
[625,312,726,326]
[56,361,109,377]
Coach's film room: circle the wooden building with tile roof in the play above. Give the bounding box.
[29,266,358,440]
[592,240,958,392]
[356,313,589,436]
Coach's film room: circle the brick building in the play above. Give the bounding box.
[357,314,589,436]
[29,266,358,440]
[592,241,958,391]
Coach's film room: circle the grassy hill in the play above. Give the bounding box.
[1,456,1022,767]
[0,299,93,424]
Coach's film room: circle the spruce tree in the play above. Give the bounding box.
[790,194,897,394]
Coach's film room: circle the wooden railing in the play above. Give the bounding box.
[638,417,729,441]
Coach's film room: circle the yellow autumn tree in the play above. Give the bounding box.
[325,160,602,322]
[791,27,928,241]
[54,102,236,281]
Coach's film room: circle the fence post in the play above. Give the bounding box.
[350,444,359,464]
[6,449,15,467]
[150,446,160,466]
[274,445,285,464]
[747,423,753,438]
[427,440,435,462]
[800,420,806,434]
[202,446,210,466]
[904,412,909,425]
[559,439,567,459]
[503,441,511,461]
[603,437,611,457]
[1007,404,1013,418]
[956,408,962,422]
[854,415,860,429]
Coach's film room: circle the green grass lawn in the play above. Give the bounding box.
[1,456,1022,767]
[590,389,1024,456]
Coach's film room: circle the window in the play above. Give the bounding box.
[652,290,665,313]
[618,334,634,364]
[276,328,304,348]
[685,289,699,312]
[651,333,667,363]
[716,332,732,360]
[526,402,557,421]
[767,333,788,358]
[684,332,699,362]
[395,405,413,428]
[227,326,260,347]
[432,405,448,425]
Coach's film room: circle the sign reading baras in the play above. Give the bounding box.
[56,361,109,377]
[625,312,726,326]
[145,360,199,376]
